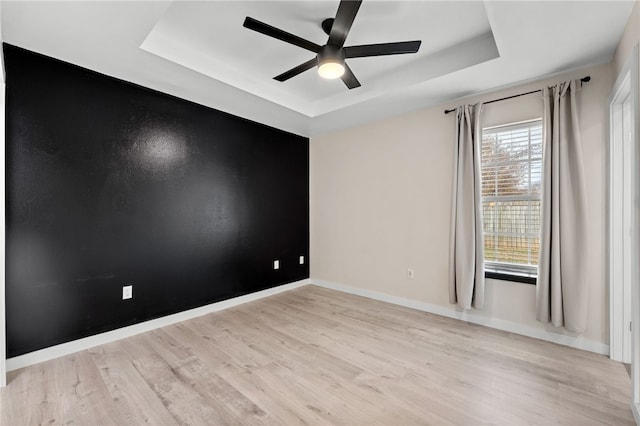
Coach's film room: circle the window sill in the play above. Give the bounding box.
[485,270,536,285]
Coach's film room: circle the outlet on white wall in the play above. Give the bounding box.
[273,260,280,270]
[407,269,414,279]
[122,285,133,300]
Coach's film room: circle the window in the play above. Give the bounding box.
[481,119,542,282]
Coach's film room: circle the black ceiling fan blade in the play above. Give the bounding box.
[243,17,321,53]
[340,63,361,89]
[344,40,422,58]
[274,58,318,82]
[327,0,362,47]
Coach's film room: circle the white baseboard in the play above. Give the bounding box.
[7,277,609,373]
[310,279,610,356]
[6,279,310,372]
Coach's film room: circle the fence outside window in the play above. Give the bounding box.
[481,119,542,278]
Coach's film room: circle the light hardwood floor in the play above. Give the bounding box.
[0,285,634,425]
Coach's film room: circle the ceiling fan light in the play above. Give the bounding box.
[318,60,345,79]
[317,45,345,80]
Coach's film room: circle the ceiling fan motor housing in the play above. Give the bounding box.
[318,45,345,66]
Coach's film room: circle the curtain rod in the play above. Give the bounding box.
[443,76,591,115]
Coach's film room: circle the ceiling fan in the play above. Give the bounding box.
[243,0,421,89]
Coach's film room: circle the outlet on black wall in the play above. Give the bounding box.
[4,44,310,357]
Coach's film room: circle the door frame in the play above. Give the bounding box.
[0,2,6,387]
[609,49,636,364]
[0,81,5,388]
[609,45,640,417]
[0,82,4,389]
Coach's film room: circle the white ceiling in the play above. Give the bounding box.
[1,1,635,137]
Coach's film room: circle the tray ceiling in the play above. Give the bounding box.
[140,1,498,117]
[1,1,635,136]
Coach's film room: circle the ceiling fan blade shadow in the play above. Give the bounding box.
[344,41,421,58]
[244,17,321,53]
[327,0,362,47]
[341,63,361,89]
[274,58,318,82]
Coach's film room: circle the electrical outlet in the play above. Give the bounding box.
[299,255,305,265]
[273,260,280,270]
[122,285,133,300]
[407,269,414,279]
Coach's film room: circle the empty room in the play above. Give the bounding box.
[1,0,640,424]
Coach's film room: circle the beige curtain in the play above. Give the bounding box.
[449,103,485,310]
[536,80,589,332]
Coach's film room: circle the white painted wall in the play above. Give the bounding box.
[613,1,640,80]
[310,62,612,349]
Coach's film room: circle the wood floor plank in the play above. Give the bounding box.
[0,284,634,425]
[25,359,60,425]
[145,327,277,425]
[120,334,230,425]
[88,342,178,425]
[52,351,126,425]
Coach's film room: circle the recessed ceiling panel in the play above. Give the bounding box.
[140,1,498,117]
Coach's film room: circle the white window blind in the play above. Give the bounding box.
[481,119,542,278]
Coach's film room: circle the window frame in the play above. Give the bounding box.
[485,270,536,285]
[481,119,542,285]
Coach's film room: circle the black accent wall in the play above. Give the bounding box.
[4,44,309,357]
